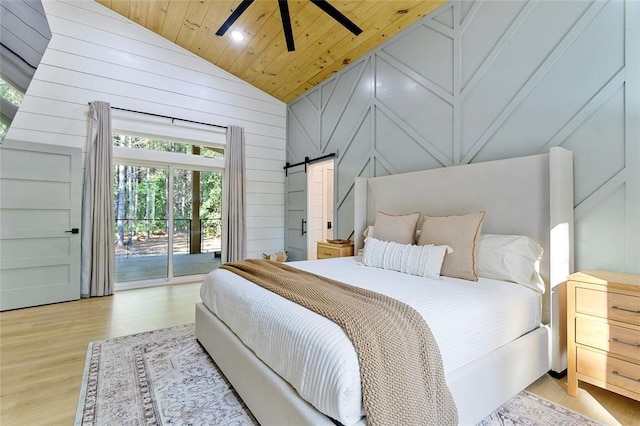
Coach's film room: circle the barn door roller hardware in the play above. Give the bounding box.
[284,152,335,176]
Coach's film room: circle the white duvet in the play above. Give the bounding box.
[200,257,541,426]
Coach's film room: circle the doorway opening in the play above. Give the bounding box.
[306,159,334,259]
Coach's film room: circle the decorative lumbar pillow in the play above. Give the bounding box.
[417,211,485,281]
[362,237,452,279]
[476,234,545,293]
[372,211,420,245]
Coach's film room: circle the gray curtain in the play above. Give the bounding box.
[81,101,115,297]
[222,125,247,262]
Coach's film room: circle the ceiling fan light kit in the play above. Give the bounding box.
[215,0,363,52]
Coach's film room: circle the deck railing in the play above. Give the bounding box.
[115,217,221,257]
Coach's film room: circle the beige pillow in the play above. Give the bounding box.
[372,211,420,244]
[417,211,485,281]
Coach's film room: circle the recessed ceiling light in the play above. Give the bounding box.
[231,30,244,42]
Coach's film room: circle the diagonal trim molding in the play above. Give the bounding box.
[540,69,626,153]
[321,58,370,151]
[374,101,452,167]
[460,0,538,96]
[286,0,639,271]
[574,169,626,220]
[461,0,609,164]
[377,51,453,103]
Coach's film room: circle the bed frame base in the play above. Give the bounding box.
[195,302,338,426]
[196,302,549,425]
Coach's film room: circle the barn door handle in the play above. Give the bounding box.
[65,228,79,234]
[301,219,307,236]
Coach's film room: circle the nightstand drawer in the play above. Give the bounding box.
[576,317,640,361]
[568,271,640,400]
[318,246,340,258]
[575,287,640,325]
[577,347,640,395]
[316,243,354,259]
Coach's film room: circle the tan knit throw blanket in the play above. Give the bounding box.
[220,259,458,426]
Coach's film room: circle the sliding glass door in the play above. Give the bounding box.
[172,168,222,278]
[114,165,169,282]
[114,163,222,284]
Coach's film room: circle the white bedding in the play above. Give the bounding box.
[200,257,542,426]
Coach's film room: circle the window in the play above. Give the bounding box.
[112,134,224,157]
[0,77,25,142]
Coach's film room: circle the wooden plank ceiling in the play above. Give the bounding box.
[96,0,447,103]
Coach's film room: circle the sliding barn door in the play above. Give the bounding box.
[285,167,307,261]
[0,141,82,310]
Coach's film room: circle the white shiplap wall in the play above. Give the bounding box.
[6,0,287,260]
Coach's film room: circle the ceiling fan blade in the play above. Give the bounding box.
[310,0,362,36]
[215,0,255,36]
[278,0,295,52]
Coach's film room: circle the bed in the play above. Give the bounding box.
[195,147,574,425]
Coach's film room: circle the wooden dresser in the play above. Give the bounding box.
[316,241,354,259]
[567,270,640,401]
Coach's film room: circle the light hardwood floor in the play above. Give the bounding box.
[1,283,638,425]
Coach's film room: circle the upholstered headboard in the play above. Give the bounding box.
[353,147,574,374]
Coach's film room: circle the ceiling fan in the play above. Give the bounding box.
[215,0,363,52]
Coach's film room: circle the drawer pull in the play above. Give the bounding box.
[609,337,640,348]
[612,370,640,383]
[612,305,640,314]
[610,338,640,348]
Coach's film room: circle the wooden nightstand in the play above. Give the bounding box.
[567,270,640,402]
[316,241,354,259]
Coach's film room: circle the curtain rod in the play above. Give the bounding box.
[87,103,227,130]
[284,152,336,176]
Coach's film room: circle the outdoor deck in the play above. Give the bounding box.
[116,252,221,282]
[115,232,221,283]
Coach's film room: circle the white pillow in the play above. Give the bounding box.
[476,234,544,293]
[362,237,452,280]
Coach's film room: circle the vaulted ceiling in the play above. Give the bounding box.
[97,0,447,103]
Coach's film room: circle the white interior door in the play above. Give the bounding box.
[0,141,82,310]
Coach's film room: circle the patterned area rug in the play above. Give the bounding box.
[76,324,600,426]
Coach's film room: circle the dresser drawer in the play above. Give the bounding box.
[576,317,640,361]
[575,287,640,325]
[577,347,640,395]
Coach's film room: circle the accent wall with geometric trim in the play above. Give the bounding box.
[286,0,639,273]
